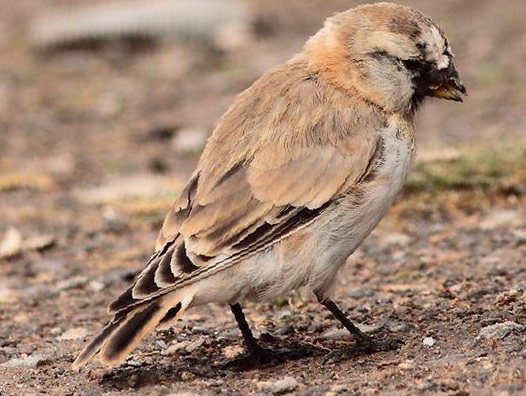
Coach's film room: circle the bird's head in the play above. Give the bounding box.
[305,2,466,113]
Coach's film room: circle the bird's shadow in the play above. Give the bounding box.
[98,333,394,391]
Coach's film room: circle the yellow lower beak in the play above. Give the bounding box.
[429,80,467,102]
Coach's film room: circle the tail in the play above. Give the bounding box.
[72,289,195,369]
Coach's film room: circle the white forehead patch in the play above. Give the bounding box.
[420,26,448,66]
[437,54,450,70]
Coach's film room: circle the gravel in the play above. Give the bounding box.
[476,321,525,342]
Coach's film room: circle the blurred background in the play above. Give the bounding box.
[1,0,525,192]
[2,0,526,294]
[1,1,526,393]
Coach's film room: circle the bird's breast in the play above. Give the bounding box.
[311,122,415,268]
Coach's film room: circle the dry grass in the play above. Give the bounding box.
[406,140,526,195]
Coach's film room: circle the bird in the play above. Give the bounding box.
[72,2,466,369]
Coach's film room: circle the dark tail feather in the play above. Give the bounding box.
[71,314,127,369]
[98,301,163,365]
[72,290,194,369]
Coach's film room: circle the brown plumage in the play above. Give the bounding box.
[73,2,465,369]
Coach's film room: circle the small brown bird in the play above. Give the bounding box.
[73,2,465,368]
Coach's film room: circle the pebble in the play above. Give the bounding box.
[57,327,88,341]
[222,345,244,359]
[275,325,293,336]
[514,230,526,245]
[50,327,63,336]
[185,337,206,353]
[423,337,436,347]
[156,340,168,349]
[168,341,190,355]
[495,289,522,306]
[398,360,415,370]
[357,323,383,333]
[172,127,208,155]
[126,359,142,367]
[257,376,299,395]
[319,328,350,340]
[476,321,525,342]
[2,355,45,368]
[480,210,521,230]
[191,326,211,335]
[320,323,382,340]
[383,233,411,246]
[0,287,16,304]
[0,228,22,258]
[55,276,88,292]
[387,322,412,333]
[88,280,105,292]
[180,371,195,381]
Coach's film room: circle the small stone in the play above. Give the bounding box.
[383,233,411,246]
[23,234,55,253]
[514,230,526,245]
[496,289,522,306]
[191,326,210,335]
[476,321,525,342]
[57,327,88,340]
[0,287,16,303]
[172,127,208,155]
[0,228,55,258]
[185,338,206,353]
[279,310,292,319]
[55,276,88,291]
[180,371,195,381]
[319,323,380,340]
[168,341,190,355]
[126,359,142,367]
[398,360,415,370]
[356,323,383,333]
[319,328,349,340]
[50,327,63,336]
[329,384,350,394]
[258,376,299,395]
[2,355,45,368]
[423,337,436,347]
[88,281,105,292]
[156,340,168,349]
[0,228,22,258]
[127,373,140,387]
[222,345,244,359]
[387,322,412,333]
[275,325,293,336]
[480,210,521,230]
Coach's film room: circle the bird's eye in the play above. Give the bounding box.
[402,59,422,72]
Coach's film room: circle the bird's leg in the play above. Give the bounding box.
[315,293,404,353]
[227,303,276,367]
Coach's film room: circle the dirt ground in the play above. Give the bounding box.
[0,1,525,395]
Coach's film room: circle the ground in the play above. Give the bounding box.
[0,1,525,395]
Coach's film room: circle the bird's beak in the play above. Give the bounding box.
[428,61,467,102]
